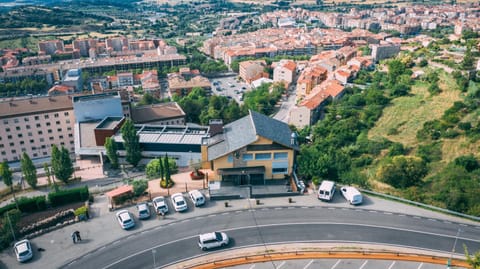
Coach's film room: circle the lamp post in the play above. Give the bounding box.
[447,228,462,269]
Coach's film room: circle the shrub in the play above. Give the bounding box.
[454,155,479,172]
[352,155,373,167]
[132,179,148,197]
[48,186,89,207]
[160,179,174,189]
[17,196,47,213]
[458,122,472,131]
[387,142,406,157]
[416,142,442,163]
[74,206,88,217]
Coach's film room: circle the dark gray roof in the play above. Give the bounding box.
[207,110,298,161]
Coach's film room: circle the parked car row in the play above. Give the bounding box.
[317,180,363,205]
[116,190,207,230]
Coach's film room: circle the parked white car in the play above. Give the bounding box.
[152,196,169,215]
[340,186,363,205]
[136,202,151,220]
[198,232,229,250]
[188,190,206,207]
[13,239,33,262]
[116,210,135,229]
[171,193,188,212]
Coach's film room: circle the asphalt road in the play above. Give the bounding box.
[61,207,480,269]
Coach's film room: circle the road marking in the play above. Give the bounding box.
[417,262,424,269]
[355,209,363,212]
[301,206,309,209]
[101,222,480,269]
[398,214,406,217]
[460,224,467,227]
[180,219,190,223]
[331,259,341,269]
[275,207,282,210]
[221,212,229,215]
[328,207,335,210]
[341,208,348,210]
[209,214,217,217]
[387,261,396,269]
[277,261,286,268]
[303,259,314,269]
[359,260,368,269]
[288,207,295,209]
[443,221,452,224]
[383,212,393,215]
[428,218,437,222]
[235,210,243,213]
[413,216,421,219]
[369,210,376,213]
[248,265,255,269]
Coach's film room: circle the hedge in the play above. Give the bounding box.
[48,186,89,207]
[17,196,47,213]
[0,196,46,216]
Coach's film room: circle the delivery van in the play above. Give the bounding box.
[340,186,363,205]
[317,180,336,201]
[189,190,206,207]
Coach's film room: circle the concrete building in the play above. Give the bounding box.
[63,69,83,91]
[273,60,296,87]
[38,40,65,56]
[73,92,124,123]
[167,69,211,97]
[0,95,75,162]
[239,60,268,84]
[131,102,186,125]
[371,43,401,62]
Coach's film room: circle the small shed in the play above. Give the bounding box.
[105,185,134,210]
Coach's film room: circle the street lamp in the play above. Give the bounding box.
[447,228,463,269]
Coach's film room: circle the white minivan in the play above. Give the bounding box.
[189,190,206,207]
[317,180,336,201]
[340,186,363,205]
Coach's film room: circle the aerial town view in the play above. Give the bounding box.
[0,0,479,268]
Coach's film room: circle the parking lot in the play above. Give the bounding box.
[210,75,251,103]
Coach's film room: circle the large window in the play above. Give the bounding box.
[274,152,288,160]
[272,161,288,175]
[255,153,271,160]
[242,153,253,161]
[227,155,233,163]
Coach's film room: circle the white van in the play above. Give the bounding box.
[317,180,336,201]
[189,190,206,207]
[340,186,363,205]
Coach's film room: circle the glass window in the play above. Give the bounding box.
[272,161,289,174]
[242,153,253,161]
[29,139,34,143]
[46,122,51,126]
[3,120,8,124]
[6,128,10,132]
[14,119,19,123]
[36,123,41,128]
[20,141,24,145]
[54,113,59,118]
[44,115,49,119]
[227,155,233,163]
[255,153,271,160]
[9,142,14,146]
[56,121,60,125]
[38,131,43,135]
[16,126,21,131]
[64,112,69,116]
[274,152,288,160]
[34,116,39,120]
[24,117,29,122]
[272,167,288,174]
[0,144,3,148]
[28,132,32,136]
[17,133,22,138]
[26,125,31,129]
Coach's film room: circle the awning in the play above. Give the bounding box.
[105,185,133,199]
[217,166,265,176]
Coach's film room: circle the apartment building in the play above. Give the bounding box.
[168,69,211,97]
[371,42,401,62]
[295,65,328,101]
[239,60,268,84]
[0,96,75,162]
[38,40,65,56]
[273,60,296,87]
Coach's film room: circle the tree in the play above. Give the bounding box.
[51,145,74,184]
[105,137,119,169]
[0,161,19,210]
[20,152,37,189]
[132,179,148,197]
[121,119,142,167]
[164,154,171,186]
[145,158,164,179]
[376,156,428,189]
[464,245,480,269]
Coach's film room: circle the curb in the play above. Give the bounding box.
[165,243,470,269]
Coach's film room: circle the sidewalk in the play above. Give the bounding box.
[1,187,479,269]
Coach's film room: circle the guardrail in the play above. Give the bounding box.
[181,249,470,269]
[359,188,480,222]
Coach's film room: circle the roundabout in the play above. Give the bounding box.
[61,206,480,269]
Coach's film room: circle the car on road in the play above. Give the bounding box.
[171,193,188,212]
[13,239,33,262]
[340,186,363,205]
[152,196,169,215]
[136,202,151,220]
[116,210,135,230]
[198,232,229,250]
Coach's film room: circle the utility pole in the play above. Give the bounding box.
[6,211,16,242]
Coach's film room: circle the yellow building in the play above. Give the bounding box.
[201,110,299,185]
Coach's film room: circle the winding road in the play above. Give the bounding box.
[61,206,480,269]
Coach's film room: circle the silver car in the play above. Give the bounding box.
[136,202,151,220]
[14,239,33,262]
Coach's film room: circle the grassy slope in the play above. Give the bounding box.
[368,71,480,182]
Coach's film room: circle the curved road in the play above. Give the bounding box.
[62,207,480,269]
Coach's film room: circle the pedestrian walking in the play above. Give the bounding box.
[71,232,77,244]
[74,231,81,242]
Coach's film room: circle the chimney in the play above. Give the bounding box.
[290,132,298,146]
[208,119,223,137]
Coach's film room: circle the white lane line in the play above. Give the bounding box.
[369,210,376,213]
[301,206,309,209]
[248,264,255,269]
[277,261,286,268]
[275,208,282,210]
[398,214,406,217]
[384,212,393,215]
[331,259,341,269]
[413,216,421,219]
[221,212,229,215]
[460,223,467,227]
[303,259,314,269]
[387,261,396,269]
[417,262,424,269]
[328,207,335,210]
[235,210,243,213]
[428,218,437,222]
[359,260,368,269]
[210,214,217,217]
